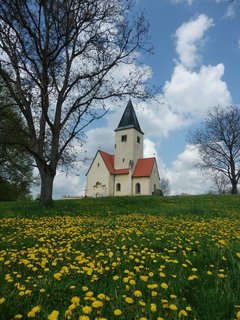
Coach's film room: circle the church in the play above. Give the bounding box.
[85,100,160,197]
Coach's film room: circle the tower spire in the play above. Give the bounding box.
[115,100,143,134]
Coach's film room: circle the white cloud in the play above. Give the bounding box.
[165,145,212,195]
[163,63,232,119]
[175,14,214,69]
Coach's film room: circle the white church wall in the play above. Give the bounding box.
[115,174,132,196]
[86,153,113,197]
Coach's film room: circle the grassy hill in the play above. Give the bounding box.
[0,193,240,218]
[1,194,240,320]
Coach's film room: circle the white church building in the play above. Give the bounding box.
[85,100,160,197]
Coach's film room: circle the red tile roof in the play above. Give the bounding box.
[99,150,129,175]
[132,158,156,177]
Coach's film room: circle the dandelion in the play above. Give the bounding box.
[47,310,59,320]
[82,306,92,314]
[150,303,157,312]
[79,316,90,320]
[169,304,177,311]
[114,309,122,316]
[0,298,5,304]
[133,290,142,297]
[27,306,41,318]
[92,300,103,308]
[15,315,23,319]
[71,296,80,305]
[125,297,134,304]
[147,283,158,289]
[178,309,188,317]
[161,282,168,289]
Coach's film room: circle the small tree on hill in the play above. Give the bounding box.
[189,106,240,194]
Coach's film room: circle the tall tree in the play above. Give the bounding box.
[189,106,240,194]
[0,0,154,206]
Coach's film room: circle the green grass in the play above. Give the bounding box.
[0,194,240,320]
[0,194,240,218]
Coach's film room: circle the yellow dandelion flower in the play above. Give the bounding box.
[47,310,59,320]
[79,316,90,320]
[129,279,136,285]
[92,300,103,308]
[151,291,158,297]
[236,311,240,320]
[134,290,142,297]
[113,275,120,281]
[82,306,92,314]
[139,300,146,306]
[150,303,157,312]
[125,297,134,304]
[169,304,177,311]
[236,252,240,258]
[161,282,168,289]
[178,309,188,317]
[147,283,158,289]
[71,296,80,305]
[0,298,6,304]
[15,315,23,319]
[114,309,122,316]
[186,306,192,311]
[82,286,88,291]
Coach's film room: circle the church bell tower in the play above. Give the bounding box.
[114,100,144,170]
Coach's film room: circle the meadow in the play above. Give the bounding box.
[0,195,240,320]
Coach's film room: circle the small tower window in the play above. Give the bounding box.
[135,183,141,194]
[116,183,121,192]
[121,135,127,142]
[123,158,125,162]
[97,163,100,167]
[137,136,140,143]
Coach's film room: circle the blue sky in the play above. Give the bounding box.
[33,0,240,198]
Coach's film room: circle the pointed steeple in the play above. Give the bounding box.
[115,100,143,134]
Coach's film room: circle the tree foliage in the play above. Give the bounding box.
[0,0,154,206]
[0,94,33,200]
[189,106,240,194]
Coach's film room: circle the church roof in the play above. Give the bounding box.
[132,158,157,177]
[99,150,129,175]
[115,100,143,134]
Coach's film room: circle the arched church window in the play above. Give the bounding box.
[116,183,121,192]
[135,183,141,194]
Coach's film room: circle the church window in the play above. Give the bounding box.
[135,183,141,194]
[116,183,121,192]
[121,135,127,142]
[123,158,125,162]
[97,163,100,167]
[137,136,140,143]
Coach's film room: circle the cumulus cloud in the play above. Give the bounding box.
[175,14,214,69]
[163,63,232,118]
[165,145,212,195]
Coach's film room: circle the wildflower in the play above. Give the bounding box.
[186,306,192,311]
[178,309,188,317]
[92,300,103,308]
[0,298,5,304]
[140,275,149,282]
[53,272,62,280]
[82,286,88,291]
[47,310,59,320]
[236,252,240,258]
[113,275,120,281]
[147,283,158,289]
[161,282,168,289]
[236,311,240,320]
[169,304,177,311]
[188,275,198,281]
[151,291,158,297]
[133,290,142,297]
[114,309,122,316]
[125,297,134,304]
[71,296,80,305]
[15,315,23,319]
[27,306,41,318]
[79,316,90,320]
[150,303,157,312]
[82,306,92,314]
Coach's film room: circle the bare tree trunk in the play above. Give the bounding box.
[39,166,55,206]
[231,180,238,194]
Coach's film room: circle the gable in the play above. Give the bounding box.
[132,158,158,178]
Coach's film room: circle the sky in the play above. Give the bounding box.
[32,0,240,198]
